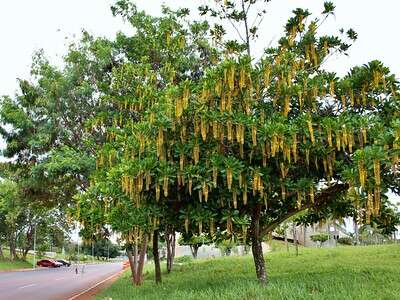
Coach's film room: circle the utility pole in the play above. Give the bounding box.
[77,240,80,263]
[33,224,37,269]
[107,243,109,261]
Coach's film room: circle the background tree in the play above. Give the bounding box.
[78,1,219,285]
[310,233,329,247]
[178,233,212,259]
[82,239,120,260]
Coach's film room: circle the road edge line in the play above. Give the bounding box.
[67,268,124,300]
[0,267,48,273]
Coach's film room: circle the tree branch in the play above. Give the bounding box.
[241,0,251,56]
[262,183,349,235]
[220,5,246,44]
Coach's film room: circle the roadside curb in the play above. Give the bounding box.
[0,267,47,273]
[67,268,126,300]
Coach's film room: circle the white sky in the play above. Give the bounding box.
[1,0,399,98]
[0,0,399,204]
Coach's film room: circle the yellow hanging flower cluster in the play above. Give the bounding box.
[307,117,315,144]
[252,172,263,195]
[358,160,367,188]
[226,168,233,190]
[157,128,164,159]
[373,159,381,186]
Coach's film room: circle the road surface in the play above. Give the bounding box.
[0,263,122,300]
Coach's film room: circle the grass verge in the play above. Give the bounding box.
[96,244,400,300]
[0,258,32,271]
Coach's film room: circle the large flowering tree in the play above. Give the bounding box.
[88,0,400,284]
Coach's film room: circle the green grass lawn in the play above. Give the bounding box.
[0,248,37,270]
[96,243,400,300]
[0,258,32,271]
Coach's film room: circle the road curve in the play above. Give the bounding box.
[0,262,122,300]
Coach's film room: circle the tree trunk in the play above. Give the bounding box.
[135,234,148,286]
[152,230,162,284]
[303,225,307,247]
[284,232,289,252]
[0,243,4,259]
[250,204,267,285]
[9,232,17,261]
[22,225,34,261]
[293,223,298,256]
[22,248,30,261]
[126,248,137,284]
[166,225,176,273]
[190,245,199,259]
[353,216,359,245]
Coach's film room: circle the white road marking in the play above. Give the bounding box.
[19,284,36,289]
[55,277,66,281]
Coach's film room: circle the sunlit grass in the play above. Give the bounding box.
[0,258,32,271]
[97,243,400,300]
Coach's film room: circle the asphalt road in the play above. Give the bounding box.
[0,262,122,300]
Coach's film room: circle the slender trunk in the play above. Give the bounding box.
[250,204,267,285]
[284,232,289,252]
[9,231,17,261]
[0,243,4,259]
[166,225,176,273]
[190,245,199,259]
[303,225,307,247]
[127,248,137,284]
[135,234,148,286]
[133,243,138,280]
[22,225,33,261]
[293,224,298,256]
[152,230,162,284]
[171,232,175,268]
[22,248,30,261]
[353,216,359,245]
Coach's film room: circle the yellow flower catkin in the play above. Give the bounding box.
[163,176,169,197]
[201,118,207,141]
[189,177,193,195]
[252,126,257,146]
[227,168,233,190]
[358,160,367,188]
[233,192,237,209]
[213,167,218,186]
[307,118,315,144]
[373,159,381,186]
[227,120,233,142]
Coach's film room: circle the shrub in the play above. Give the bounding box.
[174,255,193,264]
[338,237,353,245]
[310,233,330,247]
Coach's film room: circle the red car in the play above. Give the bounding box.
[37,259,63,268]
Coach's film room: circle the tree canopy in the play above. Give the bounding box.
[84,0,400,284]
[1,0,399,286]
